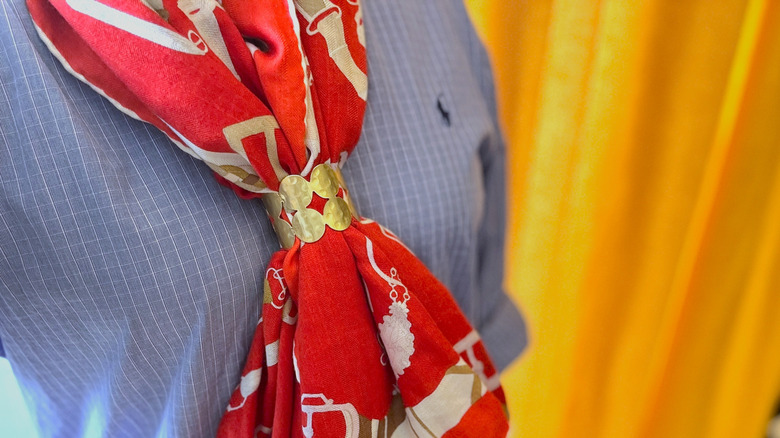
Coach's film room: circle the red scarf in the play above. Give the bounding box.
[27,0,509,435]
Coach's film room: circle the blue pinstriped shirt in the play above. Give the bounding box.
[0,0,526,436]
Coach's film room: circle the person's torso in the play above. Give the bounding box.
[0,1,514,436]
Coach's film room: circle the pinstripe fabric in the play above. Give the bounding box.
[0,0,526,436]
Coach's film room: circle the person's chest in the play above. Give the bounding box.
[0,0,496,328]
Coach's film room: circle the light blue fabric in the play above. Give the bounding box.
[0,1,527,436]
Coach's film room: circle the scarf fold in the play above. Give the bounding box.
[26,0,509,435]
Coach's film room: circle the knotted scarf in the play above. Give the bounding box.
[26,0,509,435]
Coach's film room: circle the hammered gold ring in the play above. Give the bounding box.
[261,164,359,249]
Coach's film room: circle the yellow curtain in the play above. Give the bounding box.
[464,1,780,437]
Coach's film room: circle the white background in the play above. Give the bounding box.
[0,358,37,437]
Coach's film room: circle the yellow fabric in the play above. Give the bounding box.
[464,1,780,437]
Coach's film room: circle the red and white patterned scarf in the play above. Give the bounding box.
[26,0,509,435]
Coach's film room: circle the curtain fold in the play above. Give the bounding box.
[464,0,780,436]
